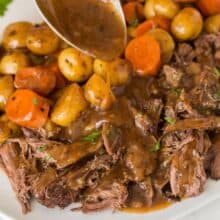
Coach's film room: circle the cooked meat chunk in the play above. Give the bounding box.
[206,134,220,180]
[82,165,129,212]
[127,177,154,208]
[28,138,103,169]
[125,135,157,182]
[170,140,206,197]
[0,141,37,213]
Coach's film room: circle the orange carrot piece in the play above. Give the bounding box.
[196,0,220,16]
[6,89,50,128]
[123,1,145,25]
[14,66,56,95]
[49,63,67,89]
[135,16,171,37]
[125,34,161,76]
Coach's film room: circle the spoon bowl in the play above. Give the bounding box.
[33,0,127,60]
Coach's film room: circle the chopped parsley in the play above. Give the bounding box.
[213,67,220,77]
[150,142,161,152]
[44,154,52,161]
[0,0,13,16]
[81,130,101,144]
[171,88,182,96]
[130,18,139,27]
[29,54,45,65]
[37,145,48,152]
[32,97,38,105]
[213,92,220,101]
[164,116,176,125]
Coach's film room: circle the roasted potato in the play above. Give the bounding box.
[2,22,33,51]
[93,58,132,86]
[0,51,30,74]
[58,48,93,82]
[148,28,175,63]
[84,74,116,111]
[0,114,21,143]
[204,14,220,33]
[171,7,203,41]
[51,84,88,127]
[26,24,60,55]
[0,76,14,111]
[144,0,180,19]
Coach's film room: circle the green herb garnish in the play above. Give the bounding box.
[164,117,176,125]
[0,0,13,16]
[30,54,45,65]
[213,67,220,77]
[150,142,161,152]
[130,18,139,27]
[171,88,182,96]
[37,145,47,152]
[213,92,220,101]
[81,131,101,144]
[44,154,52,161]
[32,97,38,105]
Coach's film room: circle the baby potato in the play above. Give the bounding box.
[144,0,180,19]
[0,76,14,111]
[0,51,30,74]
[0,115,21,143]
[171,7,203,41]
[204,14,220,33]
[148,28,175,64]
[93,58,132,86]
[58,48,93,82]
[26,24,60,55]
[51,84,88,127]
[84,74,116,111]
[2,22,33,51]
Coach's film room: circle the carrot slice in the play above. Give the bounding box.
[196,0,220,16]
[49,63,67,89]
[6,89,50,128]
[135,16,171,37]
[15,66,56,95]
[123,1,145,25]
[125,34,161,76]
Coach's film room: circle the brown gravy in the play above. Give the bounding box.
[121,201,172,214]
[36,0,126,60]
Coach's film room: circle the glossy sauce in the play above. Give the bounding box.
[121,201,172,213]
[36,0,126,60]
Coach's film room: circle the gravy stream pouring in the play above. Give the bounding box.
[34,0,127,60]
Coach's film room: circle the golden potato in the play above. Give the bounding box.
[94,58,132,86]
[26,24,60,55]
[204,14,220,33]
[51,84,88,127]
[0,76,14,111]
[171,7,203,41]
[84,74,116,111]
[144,0,180,19]
[0,51,30,74]
[2,22,33,50]
[58,48,93,82]
[148,28,175,63]
[0,114,21,143]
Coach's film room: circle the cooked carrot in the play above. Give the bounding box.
[6,89,49,128]
[49,63,67,89]
[196,0,220,16]
[14,66,56,95]
[123,1,145,25]
[125,34,161,76]
[135,16,171,37]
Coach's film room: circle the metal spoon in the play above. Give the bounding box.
[33,0,127,60]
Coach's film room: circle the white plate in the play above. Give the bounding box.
[1,1,220,220]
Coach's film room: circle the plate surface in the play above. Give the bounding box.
[1,1,220,220]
